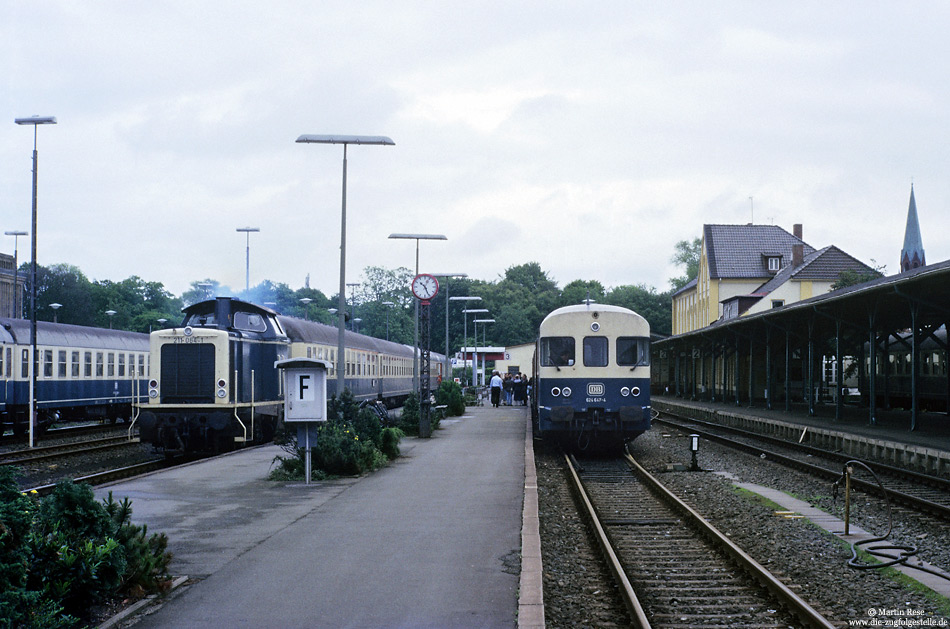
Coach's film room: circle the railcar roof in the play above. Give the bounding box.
[0,318,149,350]
[542,303,646,321]
[277,316,423,358]
[182,298,277,316]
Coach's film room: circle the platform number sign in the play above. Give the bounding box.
[276,358,328,422]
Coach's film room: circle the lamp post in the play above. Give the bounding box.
[474,318,495,386]
[15,114,56,449]
[346,282,360,330]
[296,134,395,393]
[382,301,395,340]
[353,317,362,334]
[388,233,447,393]
[299,297,312,320]
[49,303,62,323]
[449,295,480,382]
[5,230,27,318]
[157,318,168,328]
[462,308,488,386]
[236,227,259,295]
[105,310,117,329]
[432,274,468,381]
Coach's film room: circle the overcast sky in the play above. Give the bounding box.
[2,2,947,300]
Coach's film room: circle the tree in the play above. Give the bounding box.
[604,284,672,336]
[831,260,886,291]
[559,279,605,308]
[669,237,702,291]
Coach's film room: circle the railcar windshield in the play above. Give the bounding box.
[617,337,650,366]
[540,337,575,367]
[583,337,608,367]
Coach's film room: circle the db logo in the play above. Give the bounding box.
[587,383,605,396]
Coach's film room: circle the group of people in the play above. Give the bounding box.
[489,371,529,408]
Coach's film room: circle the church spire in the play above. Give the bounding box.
[900,184,925,272]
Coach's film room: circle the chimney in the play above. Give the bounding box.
[793,223,803,240]
[792,244,804,266]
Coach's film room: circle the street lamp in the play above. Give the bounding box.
[157,318,168,328]
[353,317,362,334]
[15,114,56,449]
[236,227,259,295]
[297,134,394,391]
[449,295,480,382]
[474,318,495,386]
[299,297,312,320]
[105,310,117,329]
[4,230,27,318]
[388,233,447,392]
[346,282,360,330]
[382,301,395,341]
[462,308,489,386]
[49,303,62,323]
[432,274,468,381]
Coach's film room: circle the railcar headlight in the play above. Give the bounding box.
[631,386,640,397]
[216,389,227,399]
[590,322,600,332]
[621,387,630,397]
[551,387,561,397]
[561,387,572,397]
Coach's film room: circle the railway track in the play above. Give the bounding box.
[566,452,835,628]
[655,411,950,521]
[0,435,133,467]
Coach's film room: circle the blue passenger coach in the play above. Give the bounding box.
[532,304,651,451]
[0,318,150,436]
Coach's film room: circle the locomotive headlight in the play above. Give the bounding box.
[216,389,227,399]
[551,387,561,397]
[148,389,159,399]
[149,379,158,389]
[217,379,227,388]
[621,386,630,397]
[184,326,193,336]
[561,386,572,397]
[631,386,640,397]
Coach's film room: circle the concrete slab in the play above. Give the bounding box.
[95,405,529,628]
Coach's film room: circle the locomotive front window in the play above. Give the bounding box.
[617,337,650,366]
[583,337,608,367]
[540,337,575,367]
[234,312,267,332]
[184,313,217,327]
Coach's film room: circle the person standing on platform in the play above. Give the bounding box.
[503,373,514,406]
[514,373,527,406]
[490,370,504,407]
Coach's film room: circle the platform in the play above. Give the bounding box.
[94,404,540,629]
[653,395,950,475]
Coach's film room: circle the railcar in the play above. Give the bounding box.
[135,297,444,454]
[0,318,150,436]
[532,303,651,451]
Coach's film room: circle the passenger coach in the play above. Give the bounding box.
[532,304,651,450]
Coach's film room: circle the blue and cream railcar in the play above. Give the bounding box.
[136,298,289,453]
[0,318,150,436]
[532,304,651,450]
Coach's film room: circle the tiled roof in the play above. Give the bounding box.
[704,224,814,279]
[753,245,876,296]
[671,276,697,298]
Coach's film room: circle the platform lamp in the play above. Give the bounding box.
[105,310,117,329]
[49,303,62,323]
[462,308,488,386]
[4,230,27,318]
[474,318,495,387]
[450,296,481,383]
[296,134,395,393]
[236,227,259,295]
[388,233,447,393]
[382,301,395,340]
[431,274,468,381]
[299,297,312,320]
[15,114,57,450]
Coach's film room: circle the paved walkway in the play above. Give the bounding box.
[95,405,532,628]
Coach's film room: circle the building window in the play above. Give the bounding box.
[768,256,781,271]
[771,299,784,308]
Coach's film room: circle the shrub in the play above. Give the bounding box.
[379,427,404,460]
[397,393,420,435]
[436,380,465,416]
[102,493,172,597]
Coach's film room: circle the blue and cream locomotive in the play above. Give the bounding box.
[135,297,444,454]
[532,303,651,450]
[0,318,150,436]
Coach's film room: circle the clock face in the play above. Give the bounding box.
[412,274,439,300]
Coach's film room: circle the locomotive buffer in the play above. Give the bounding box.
[276,358,329,485]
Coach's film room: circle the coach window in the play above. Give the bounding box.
[138,354,145,377]
[21,349,29,378]
[85,352,93,377]
[58,351,67,378]
[0,348,3,377]
[540,337,575,367]
[72,351,80,378]
[583,337,608,367]
[44,350,54,378]
[96,352,104,377]
[119,353,126,377]
[108,353,115,377]
[617,337,650,367]
[5,348,10,378]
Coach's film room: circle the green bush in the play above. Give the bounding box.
[0,470,172,626]
[397,393,420,435]
[379,427,404,460]
[435,381,465,416]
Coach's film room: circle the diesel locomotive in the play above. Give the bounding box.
[134,297,443,454]
[532,303,651,451]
